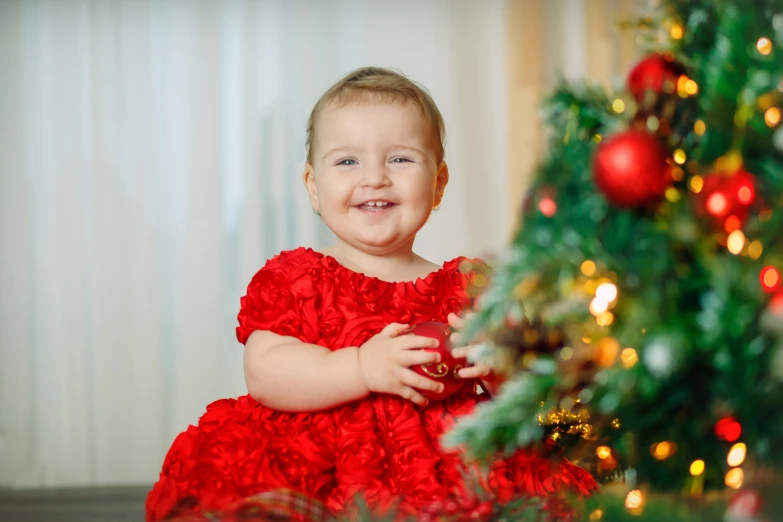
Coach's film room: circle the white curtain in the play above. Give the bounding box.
[0,0,509,488]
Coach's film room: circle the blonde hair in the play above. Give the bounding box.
[305,67,446,164]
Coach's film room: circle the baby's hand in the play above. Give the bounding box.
[448,313,499,392]
[358,323,445,406]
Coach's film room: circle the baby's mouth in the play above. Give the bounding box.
[356,201,396,212]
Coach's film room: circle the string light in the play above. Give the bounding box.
[765,107,781,127]
[596,446,612,459]
[685,79,698,95]
[725,468,744,489]
[596,311,614,326]
[621,348,638,368]
[670,23,683,39]
[727,230,746,255]
[756,37,773,55]
[689,175,704,193]
[665,187,681,202]
[727,442,747,467]
[706,193,728,216]
[651,441,676,460]
[589,509,603,521]
[625,490,643,510]
[724,215,741,233]
[612,99,626,113]
[581,260,596,277]
[539,197,557,217]
[590,297,610,315]
[694,120,706,136]
[671,166,684,181]
[690,460,705,476]
[596,282,618,302]
[673,148,687,164]
[761,266,781,292]
[748,240,763,259]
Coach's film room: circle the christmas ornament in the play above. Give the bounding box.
[593,130,670,207]
[725,489,763,522]
[627,53,687,103]
[694,169,757,229]
[409,322,469,400]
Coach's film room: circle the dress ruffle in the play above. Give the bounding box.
[147,248,597,521]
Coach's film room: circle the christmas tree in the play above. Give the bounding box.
[446,0,783,520]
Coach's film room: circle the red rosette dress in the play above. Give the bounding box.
[146,248,596,521]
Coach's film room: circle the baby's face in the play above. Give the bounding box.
[305,100,447,255]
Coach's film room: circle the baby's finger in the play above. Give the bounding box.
[457,364,492,379]
[399,386,429,407]
[381,323,410,338]
[451,346,474,359]
[397,334,440,350]
[400,369,444,394]
[447,313,464,329]
[450,331,464,346]
[398,349,441,367]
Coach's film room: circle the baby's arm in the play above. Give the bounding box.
[244,323,443,412]
[244,330,367,411]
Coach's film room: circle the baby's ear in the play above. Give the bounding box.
[435,161,449,204]
[303,163,319,211]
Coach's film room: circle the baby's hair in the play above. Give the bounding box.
[306,67,446,164]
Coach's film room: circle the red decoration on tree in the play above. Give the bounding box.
[715,416,742,442]
[694,170,758,229]
[627,53,687,103]
[592,130,670,208]
[408,322,469,400]
[725,489,763,522]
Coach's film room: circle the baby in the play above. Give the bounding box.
[146,66,596,522]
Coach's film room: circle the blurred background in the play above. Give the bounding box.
[0,0,642,495]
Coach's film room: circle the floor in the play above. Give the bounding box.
[0,485,148,522]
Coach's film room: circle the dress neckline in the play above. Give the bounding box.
[298,247,464,285]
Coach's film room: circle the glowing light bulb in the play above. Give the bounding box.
[706,193,728,216]
[589,297,609,316]
[596,446,611,459]
[725,468,744,489]
[765,107,781,127]
[727,443,747,467]
[724,215,741,233]
[689,175,704,193]
[690,460,705,476]
[612,99,626,113]
[596,312,614,326]
[727,230,746,255]
[670,23,683,39]
[748,240,763,260]
[665,187,681,202]
[621,348,638,368]
[625,490,643,509]
[539,197,557,217]
[684,79,698,95]
[757,37,772,55]
[581,260,596,277]
[596,282,618,302]
[694,120,706,136]
[761,266,781,292]
[673,149,687,164]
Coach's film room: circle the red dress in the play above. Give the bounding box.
[146,248,596,521]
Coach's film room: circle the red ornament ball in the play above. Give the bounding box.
[408,321,469,400]
[592,130,670,207]
[627,53,687,103]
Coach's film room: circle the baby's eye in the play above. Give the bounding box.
[390,157,412,163]
[336,159,357,166]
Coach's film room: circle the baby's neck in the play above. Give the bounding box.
[322,243,439,283]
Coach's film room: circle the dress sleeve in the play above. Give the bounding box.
[235,259,304,344]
